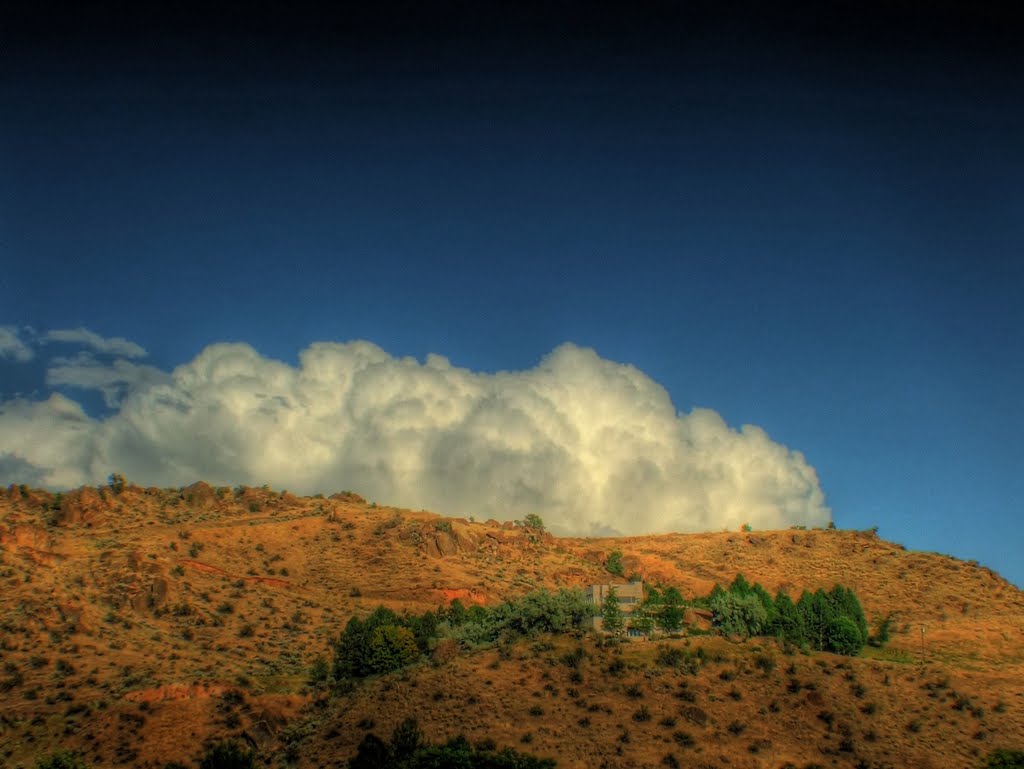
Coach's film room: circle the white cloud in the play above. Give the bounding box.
[0,339,830,535]
[45,327,147,358]
[0,326,33,362]
[46,353,173,408]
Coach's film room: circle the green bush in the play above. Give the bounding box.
[868,613,895,648]
[827,616,862,656]
[985,749,1024,768]
[350,722,556,769]
[198,739,256,769]
[36,752,90,769]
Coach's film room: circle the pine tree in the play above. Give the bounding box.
[602,588,624,635]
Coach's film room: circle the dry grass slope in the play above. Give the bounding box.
[0,481,1021,768]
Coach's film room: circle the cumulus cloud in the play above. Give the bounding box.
[45,327,147,358]
[0,326,33,362]
[0,339,830,535]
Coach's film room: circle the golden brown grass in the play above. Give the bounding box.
[0,481,1021,768]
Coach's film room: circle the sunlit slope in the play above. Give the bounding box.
[1,482,1022,768]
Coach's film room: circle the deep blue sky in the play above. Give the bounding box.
[2,2,1022,585]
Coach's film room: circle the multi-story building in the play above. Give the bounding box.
[585,581,644,632]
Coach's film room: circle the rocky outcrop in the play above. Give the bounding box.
[55,485,112,525]
[409,521,482,558]
[0,522,65,565]
[180,481,218,509]
[330,490,366,504]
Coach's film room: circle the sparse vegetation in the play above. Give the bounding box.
[605,550,624,577]
[0,481,1020,769]
[984,749,1024,768]
[36,751,90,769]
[198,738,256,769]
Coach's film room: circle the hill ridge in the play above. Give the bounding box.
[1,481,1022,767]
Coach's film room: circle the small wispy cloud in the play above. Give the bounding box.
[46,353,172,408]
[0,326,34,362]
[45,327,147,358]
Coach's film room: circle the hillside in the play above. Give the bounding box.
[1,481,1022,768]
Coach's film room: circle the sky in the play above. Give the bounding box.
[2,2,1022,586]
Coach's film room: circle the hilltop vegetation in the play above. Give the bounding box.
[0,479,1022,768]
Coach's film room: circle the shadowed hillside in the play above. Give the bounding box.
[1,480,1022,768]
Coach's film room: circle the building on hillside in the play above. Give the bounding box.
[585,581,644,634]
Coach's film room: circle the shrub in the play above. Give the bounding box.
[36,752,90,769]
[868,613,896,648]
[633,706,651,722]
[672,731,695,748]
[985,749,1024,768]
[198,739,255,769]
[389,718,423,763]
[657,646,699,674]
[309,656,330,685]
[107,473,126,495]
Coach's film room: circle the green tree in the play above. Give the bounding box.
[606,550,624,577]
[629,612,654,635]
[523,514,545,532]
[405,610,439,654]
[602,588,624,635]
[656,587,685,633]
[488,588,590,638]
[751,583,778,629]
[797,589,832,650]
[729,573,753,597]
[768,589,806,647]
[710,592,767,639]
[827,585,868,647]
[662,586,684,605]
[333,606,405,678]
[368,625,420,674]
[657,604,684,633]
[445,598,468,627]
[826,616,863,656]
